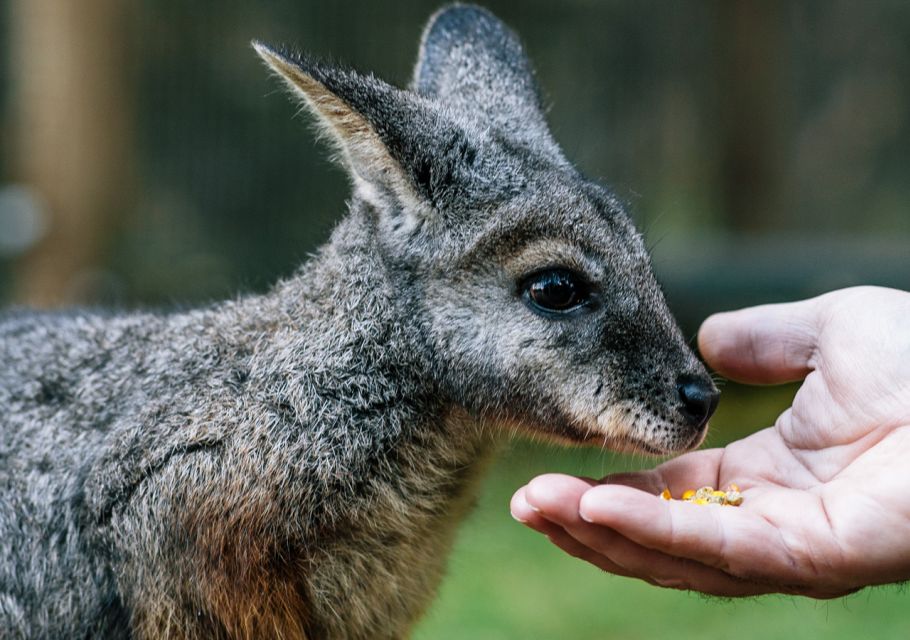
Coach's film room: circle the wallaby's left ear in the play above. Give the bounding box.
[254,41,466,216]
[413,5,559,158]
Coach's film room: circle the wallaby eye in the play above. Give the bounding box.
[520,268,594,316]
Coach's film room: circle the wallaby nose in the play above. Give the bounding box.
[675,374,719,428]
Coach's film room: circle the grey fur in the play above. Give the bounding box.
[0,5,716,639]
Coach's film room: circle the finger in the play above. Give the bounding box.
[542,525,641,581]
[521,475,775,596]
[517,477,844,598]
[522,474,597,523]
[511,482,591,539]
[578,484,808,585]
[510,484,569,534]
[511,484,637,579]
[561,520,775,597]
[560,518,846,599]
[698,298,820,384]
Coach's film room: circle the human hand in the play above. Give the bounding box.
[511,286,910,597]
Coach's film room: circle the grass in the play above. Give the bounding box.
[413,383,910,639]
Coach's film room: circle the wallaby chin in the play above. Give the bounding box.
[503,407,709,457]
[1,4,717,639]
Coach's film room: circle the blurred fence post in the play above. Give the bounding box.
[716,0,787,232]
[8,0,134,306]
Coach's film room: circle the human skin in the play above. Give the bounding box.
[511,286,910,598]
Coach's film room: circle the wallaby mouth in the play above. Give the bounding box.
[562,377,718,456]
[519,403,713,457]
[601,426,708,457]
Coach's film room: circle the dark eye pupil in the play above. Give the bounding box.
[526,270,587,312]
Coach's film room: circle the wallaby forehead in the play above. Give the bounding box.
[453,178,646,267]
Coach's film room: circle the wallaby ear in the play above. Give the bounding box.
[413,5,557,154]
[254,41,446,217]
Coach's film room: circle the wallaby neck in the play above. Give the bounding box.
[243,204,496,537]
[194,207,499,636]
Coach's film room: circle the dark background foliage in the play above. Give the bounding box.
[2,1,907,329]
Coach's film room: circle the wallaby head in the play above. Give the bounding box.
[254,4,718,456]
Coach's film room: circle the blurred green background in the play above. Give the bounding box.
[1,0,909,637]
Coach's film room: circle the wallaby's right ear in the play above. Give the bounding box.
[253,42,441,218]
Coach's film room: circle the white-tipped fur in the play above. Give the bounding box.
[254,42,434,223]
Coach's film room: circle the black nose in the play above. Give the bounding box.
[676,374,720,428]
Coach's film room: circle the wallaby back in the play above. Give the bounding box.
[0,5,716,639]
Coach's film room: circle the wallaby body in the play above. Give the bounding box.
[0,6,717,639]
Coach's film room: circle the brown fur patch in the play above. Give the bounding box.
[198,569,311,640]
[172,468,313,639]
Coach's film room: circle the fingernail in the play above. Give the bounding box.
[578,500,594,522]
[510,510,528,523]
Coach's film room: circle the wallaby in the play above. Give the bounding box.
[0,5,719,639]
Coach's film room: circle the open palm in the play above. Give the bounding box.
[511,286,910,597]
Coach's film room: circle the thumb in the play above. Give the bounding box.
[698,298,821,384]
